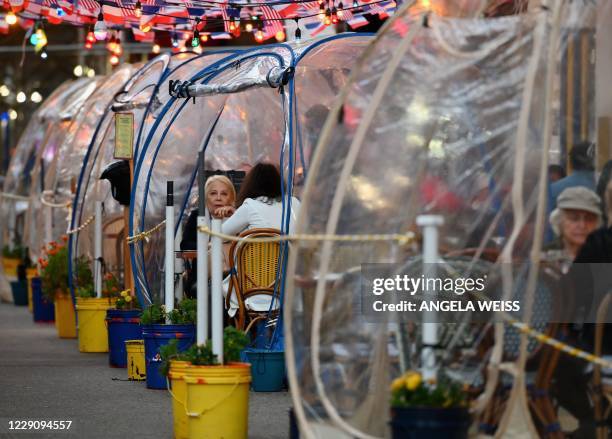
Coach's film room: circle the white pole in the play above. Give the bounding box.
[94,201,103,298]
[196,215,209,345]
[44,204,52,245]
[165,181,175,321]
[211,218,223,364]
[174,221,184,303]
[416,214,443,382]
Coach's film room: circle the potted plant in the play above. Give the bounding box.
[390,370,471,439]
[2,243,25,277]
[105,273,142,368]
[141,299,196,389]
[75,267,117,353]
[39,238,92,338]
[162,326,250,439]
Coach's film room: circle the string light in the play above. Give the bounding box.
[353,0,359,7]
[114,37,123,56]
[86,29,96,44]
[245,20,253,32]
[338,1,344,19]
[40,46,48,59]
[94,11,108,40]
[8,109,17,120]
[331,6,339,23]
[73,65,84,77]
[152,43,160,54]
[324,8,332,25]
[191,18,200,47]
[30,91,43,103]
[318,3,325,20]
[16,91,26,103]
[56,6,65,17]
[6,11,17,25]
[254,29,264,42]
[35,28,47,47]
[109,54,119,65]
[171,26,179,48]
[294,18,301,41]
[0,85,9,97]
[275,30,285,42]
[87,68,96,78]
[134,0,142,18]
[200,33,208,42]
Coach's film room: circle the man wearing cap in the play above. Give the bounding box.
[546,186,602,264]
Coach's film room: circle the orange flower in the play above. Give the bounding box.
[48,249,58,256]
[61,235,68,242]
[104,273,114,281]
[111,286,119,292]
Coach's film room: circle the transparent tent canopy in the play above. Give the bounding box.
[283,2,599,438]
[22,65,135,265]
[68,52,203,288]
[129,34,372,306]
[1,78,97,252]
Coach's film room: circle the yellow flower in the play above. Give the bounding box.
[404,372,422,391]
[391,377,405,392]
[120,291,128,297]
[125,296,132,303]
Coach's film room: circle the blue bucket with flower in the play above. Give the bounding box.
[106,309,142,367]
[142,324,195,389]
[31,277,54,322]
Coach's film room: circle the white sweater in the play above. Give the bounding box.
[221,196,301,235]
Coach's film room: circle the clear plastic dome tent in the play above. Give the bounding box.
[67,52,202,290]
[22,78,101,261]
[0,78,96,252]
[283,2,599,438]
[129,34,372,307]
[24,65,135,264]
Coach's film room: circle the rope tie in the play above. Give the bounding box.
[196,225,416,246]
[126,220,166,244]
[0,192,30,201]
[40,191,72,209]
[66,215,95,235]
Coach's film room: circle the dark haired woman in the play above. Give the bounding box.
[213,162,300,317]
[214,162,300,235]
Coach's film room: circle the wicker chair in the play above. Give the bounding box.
[226,228,282,332]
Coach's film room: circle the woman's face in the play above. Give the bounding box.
[560,208,599,248]
[206,181,233,218]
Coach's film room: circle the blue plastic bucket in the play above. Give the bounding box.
[244,349,286,392]
[106,309,142,368]
[10,280,28,306]
[31,277,54,322]
[142,324,195,389]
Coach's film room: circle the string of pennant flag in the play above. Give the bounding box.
[1,0,396,40]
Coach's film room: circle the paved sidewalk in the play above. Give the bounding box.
[0,303,290,438]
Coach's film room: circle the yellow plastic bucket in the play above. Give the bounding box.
[2,257,20,277]
[168,360,191,439]
[76,297,116,352]
[26,268,37,313]
[54,294,77,339]
[183,362,251,439]
[126,340,146,380]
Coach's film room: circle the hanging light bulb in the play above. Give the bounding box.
[29,24,40,45]
[113,37,123,56]
[294,19,301,41]
[56,6,65,17]
[324,8,332,25]
[94,11,108,40]
[152,43,160,54]
[200,33,208,43]
[85,41,93,50]
[6,11,17,25]
[352,0,358,7]
[109,54,119,65]
[106,34,116,51]
[171,34,179,48]
[245,20,253,32]
[337,1,344,19]
[191,29,200,47]
[254,29,264,42]
[318,3,325,20]
[86,29,96,44]
[331,7,339,23]
[134,0,142,18]
[275,30,285,42]
[36,28,47,46]
[87,68,96,78]
[40,46,48,59]
[16,92,26,103]
[229,16,236,32]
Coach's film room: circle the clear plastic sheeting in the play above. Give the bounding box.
[0,78,97,252]
[130,35,372,306]
[68,54,173,287]
[284,2,598,438]
[25,65,134,259]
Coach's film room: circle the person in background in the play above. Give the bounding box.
[213,162,300,318]
[180,175,236,251]
[548,164,566,183]
[215,162,300,236]
[549,142,596,211]
[544,187,602,272]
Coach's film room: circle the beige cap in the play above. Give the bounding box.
[556,186,602,216]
